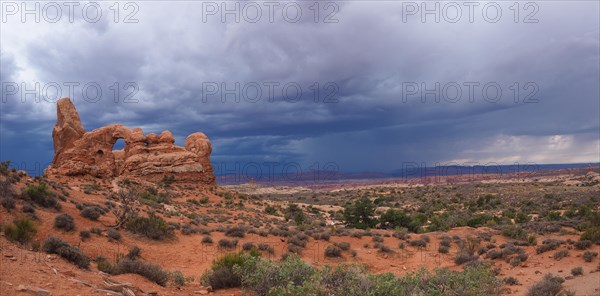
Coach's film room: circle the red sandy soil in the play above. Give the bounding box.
[1,173,600,295]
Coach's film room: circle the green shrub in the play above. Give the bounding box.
[96,246,147,276]
[409,213,428,232]
[42,237,69,253]
[3,217,37,244]
[225,226,246,238]
[21,204,35,213]
[125,214,173,240]
[288,244,303,254]
[54,213,75,231]
[171,270,186,286]
[288,234,308,247]
[96,256,118,274]
[546,211,562,221]
[488,244,525,261]
[235,254,316,295]
[393,229,410,240]
[467,213,498,227]
[574,240,592,250]
[454,253,477,265]
[515,211,531,223]
[536,239,563,254]
[201,236,213,244]
[285,203,305,225]
[583,251,598,262]
[501,225,527,240]
[580,227,600,244]
[117,258,169,286]
[504,276,519,285]
[571,267,583,276]
[264,205,277,215]
[21,182,61,210]
[409,238,428,248]
[80,206,103,220]
[96,250,180,287]
[325,245,342,258]
[1,197,16,210]
[527,274,566,296]
[243,242,256,251]
[138,188,170,207]
[258,243,275,254]
[321,264,375,295]
[228,254,501,295]
[206,267,240,289]
[334,242,351,251]
[79,230,91,240]
[379,209,411,229]
[218,238,238,249]
[42,236,90,269]
[438,245,450,254]
[160,175,175,188]
[553,250,568,260]
[343,197,376,229]
[439,236,452,247]
[127,246,141,260]
[180,223,198,235]
[372,236,384,243]
[107,229,122,241]
[201,252,258,289]
[375,242,393,253]
[56,245,91,269]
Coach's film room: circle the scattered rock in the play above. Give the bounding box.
[32,287,52,296]
[14,285,52,296]
[60,270,76,277]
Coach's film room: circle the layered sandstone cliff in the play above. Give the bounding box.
[46,98,215,184]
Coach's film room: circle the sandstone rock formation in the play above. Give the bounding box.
[46,98,215,184]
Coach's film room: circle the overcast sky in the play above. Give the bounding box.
[1,1,599,176]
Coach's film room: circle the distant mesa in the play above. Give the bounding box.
[45,98,215,185]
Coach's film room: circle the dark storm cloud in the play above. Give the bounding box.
[1,1,598,174]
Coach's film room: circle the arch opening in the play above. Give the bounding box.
[113,138,125,151]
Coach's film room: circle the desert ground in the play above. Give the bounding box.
[1,164,599,295]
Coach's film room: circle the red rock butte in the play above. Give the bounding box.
[45,98,215,185]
